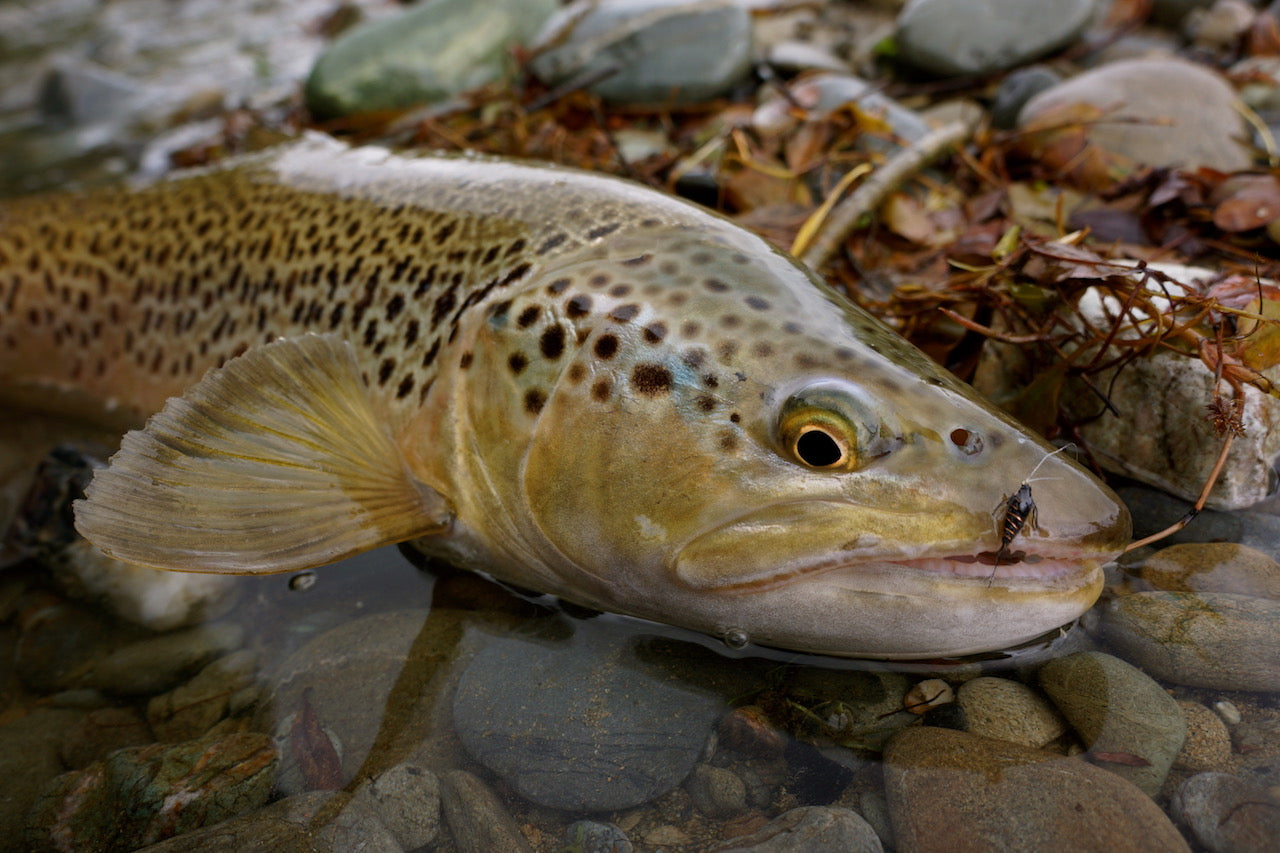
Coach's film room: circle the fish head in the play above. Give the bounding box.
[475,227,1130,658]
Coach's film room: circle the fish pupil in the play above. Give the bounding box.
[795,429,843,468]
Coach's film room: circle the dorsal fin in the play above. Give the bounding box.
[74,334,451,573]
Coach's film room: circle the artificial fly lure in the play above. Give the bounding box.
[992,444,1075,572]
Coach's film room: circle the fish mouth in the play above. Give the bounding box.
[672,498,1124,593]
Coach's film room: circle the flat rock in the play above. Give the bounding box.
[713,805,884,852]
[894,0,1092,77]
[148,649,258,742]
[955,676,1066,748]
[1171,772,1280,853]
[1038,652,1186,797]
[133,790,399,852]
[1096,592,1280,691]
[349,760,442,850]
[439,769,533,853]
[0,709,85,853]
[82,621,244,697]
[883,727,1190,852]
[1017,59,1252,182]
[452,624,723,811]
[305,0,557,119]
[1136,543,1280,599]
[530,0,753,105]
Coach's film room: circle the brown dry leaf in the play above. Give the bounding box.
[882,192,937,245]
[724,166,810,213]
[1012,102,1134,191]
[784,121,833,175]
[1248,11,1280,55]
[1211,174,1280,232]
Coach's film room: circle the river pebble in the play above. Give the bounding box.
[14,596,131,693]
[258,608,452,795]
[1135,543,1280,599]
[565,820,633,853]
[1016,58,1253,181]
[715,805,883,853]
[1171,772,1280,853]
[26,732,276,851]
[0,709,85,853]
[688,763,748,818]
[1096,592,1280,691]
[529,0,753,105]
[133,790,399,853]
[452,627,722,812]
[956,677,1066,748]
[883,727,1191,852]
[82,621,244,696]
[349,759,442,850]
[147,649,257,742]
[60,706,153,769]
[1173,701,1233,773]
[894,0,1092,77]
[1038,652,1186,797]
[304,0,555,119]
[990,65,1062,129]
[439,769,533,853]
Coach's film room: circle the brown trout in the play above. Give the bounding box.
[0,135,1130,658]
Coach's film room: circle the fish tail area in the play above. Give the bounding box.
[74,334,452,573]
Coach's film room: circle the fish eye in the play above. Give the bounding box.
[792,424,850,468]
[776,381,899,472]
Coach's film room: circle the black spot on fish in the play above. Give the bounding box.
[517,305,540,328]
[385,294,405,321]
[704,278,729,292]
[703,374,719,389]
[538,234,568,255]
[508,352,528,375]
[730,412,741,423]
[695,394,716,412]
[632,364,673,396]
[396,376,415,399]
[719,431,739,451]
[587,222,621,240]
[721,314,741,329]
[404,319,419,346]
[621,253,652,267]
[783,321,802,334]
[594,334,619,360]
[459,351,473,369]
[489,299,513,321]
[566,294,592,318]
[609,304,639,323]
[642,322,667,344]
[753,342,774,358]
[588,274,610,289]
[591,378,612,402]
[525,388,546,414]
[547,278,571,294]
[745,296,770,311]
[540,325,565,360]
[378,358,395,385]
[609,284,632,298]
[567,363,586,384]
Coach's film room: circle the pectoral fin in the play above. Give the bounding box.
[74,334,451,573]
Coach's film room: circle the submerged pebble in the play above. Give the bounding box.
[1134,543,1280,599]
[0,709,86,853]
[687,763,748,818]
[1173,701,1233,773]
[1038,652,1186,797]
[1096,592,1280,691]
[83,621,244,697]
[955,677,1066,749]
[714,805,883,853]
[883,727,1191,852]
[439,769,533,853]
[1171,772,1280,853]
[349,760,442,851]
[26,732,276,851]
[453,626,722,812]
[147,649,258,742]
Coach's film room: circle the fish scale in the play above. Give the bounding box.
[0,135,1131,658]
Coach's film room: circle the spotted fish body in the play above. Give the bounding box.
[0,136,1130,658]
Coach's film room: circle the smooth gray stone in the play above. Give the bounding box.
[895,0,1092,76]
